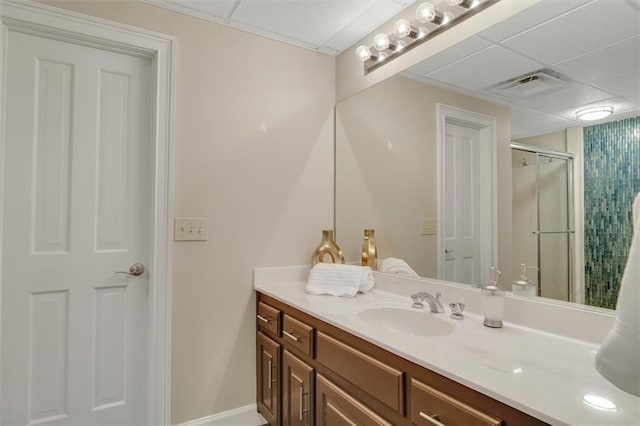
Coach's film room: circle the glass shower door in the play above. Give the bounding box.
[537,154,573,301]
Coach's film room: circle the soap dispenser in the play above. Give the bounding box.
[481,267,505,328]
[512,264,538,297]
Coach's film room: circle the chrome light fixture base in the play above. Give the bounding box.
[357,0,500,74]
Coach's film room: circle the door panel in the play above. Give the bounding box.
[2,31,152,425]
[443,123,482,285]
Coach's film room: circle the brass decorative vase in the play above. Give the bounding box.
[311,230,345,266]
[361,229,377,270]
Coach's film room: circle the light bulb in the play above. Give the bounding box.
[416,2,445,24]
[393,19,412,38]
[356,45,374,62]
[373,33,390,51]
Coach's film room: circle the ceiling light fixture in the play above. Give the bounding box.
[576,106,614,121]
[355,0,496,74]
[446,0,480,9]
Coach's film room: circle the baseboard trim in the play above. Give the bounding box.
[174,404,266,426]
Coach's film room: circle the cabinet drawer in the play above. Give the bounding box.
[316,331,404,414]
[316,374,392,426]
[257,301,281,336]
[411,378,503,426]
[282,314,314,357]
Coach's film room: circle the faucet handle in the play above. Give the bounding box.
[410,293,424,309]
[449,302,465,320]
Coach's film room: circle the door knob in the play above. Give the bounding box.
[115,262,145,276]
[445,249,455,253]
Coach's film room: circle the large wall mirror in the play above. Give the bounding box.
[335,0,640,310]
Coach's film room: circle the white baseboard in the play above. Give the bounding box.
[174,404,266,426]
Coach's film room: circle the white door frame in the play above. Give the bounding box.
[0,1,175,424]
[436,104,497,284]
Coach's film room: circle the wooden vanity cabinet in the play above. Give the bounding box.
[256,293,547,426]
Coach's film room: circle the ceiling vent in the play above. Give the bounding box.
[488,69,569,99]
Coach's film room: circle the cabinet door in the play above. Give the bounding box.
[257,331,280,425]
[316,374,392,426]
[283,350,314,426]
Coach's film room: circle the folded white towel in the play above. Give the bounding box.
[378,257,420,278]
[595,192,640,396]
[305,263,374,298]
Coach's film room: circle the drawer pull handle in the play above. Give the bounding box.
[283,330,300,342]
[267,360,277,389]
[419,412,446,426]
[256,314,272,323]
[299,386,309,421]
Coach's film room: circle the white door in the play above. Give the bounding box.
[1,31,152,425]
[442,122,482,285]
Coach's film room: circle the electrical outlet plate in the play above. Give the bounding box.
[175,217,208,241]
[421,219,437,235]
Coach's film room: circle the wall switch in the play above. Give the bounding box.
[174,217,208,241]
[421,219,437,235]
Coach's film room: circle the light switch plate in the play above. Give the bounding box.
[175,217,208,241]
[421,219,437,235]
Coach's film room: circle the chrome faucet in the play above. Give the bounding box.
[410,292,445,313]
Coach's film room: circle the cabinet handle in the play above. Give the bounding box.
[257,314,272,323]
[267,360,277,389]
[419,412,446,426]
[299,385,309,421]
[283,330,300,342]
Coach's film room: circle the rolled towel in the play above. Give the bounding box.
[306,263,374,298]
[378,257,420,278]
[595,192,640,396]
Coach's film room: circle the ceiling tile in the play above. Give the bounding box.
[591,70,640,104]
[166,0,239,19]
[230,0,382,47]
[478,0,590,43]
[516,84,614,114]
[553,36,640,83]
[503,0,640,65]
[322,1,407,52]
[406,36,492,76]
[511,112,573,139]
[426,45,543,91]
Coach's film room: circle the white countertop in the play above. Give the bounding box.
[255,277,640,426]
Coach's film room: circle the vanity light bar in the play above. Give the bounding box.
[356,0,499,74]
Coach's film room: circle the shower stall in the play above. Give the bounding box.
[511,143,575,302]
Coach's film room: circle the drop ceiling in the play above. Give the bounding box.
[141,0,639,139]
[402,0,640,139]
[139,0,414,55]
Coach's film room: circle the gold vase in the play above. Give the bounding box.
[311,230,345,266]
[361,229,377,270]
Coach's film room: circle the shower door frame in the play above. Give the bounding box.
[510,142,577,302]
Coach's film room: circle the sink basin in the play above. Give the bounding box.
[357,307,454,337]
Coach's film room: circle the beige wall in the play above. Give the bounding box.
[40,1,335,423]
[515,130,567,152]
[336,75,512,282]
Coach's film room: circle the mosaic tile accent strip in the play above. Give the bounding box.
[584,116,640,309]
